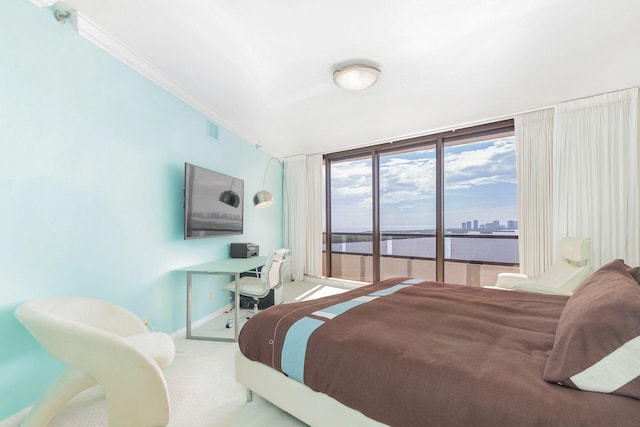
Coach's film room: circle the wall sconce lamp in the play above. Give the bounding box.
[253,158,283,208]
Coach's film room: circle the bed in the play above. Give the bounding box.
[236,260,640,426]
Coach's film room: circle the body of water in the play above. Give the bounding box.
[329,235,519,264]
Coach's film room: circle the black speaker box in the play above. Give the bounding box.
[230,243,259,258]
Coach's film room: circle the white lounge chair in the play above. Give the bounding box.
[15,296,175,427]
[492,237,592,295]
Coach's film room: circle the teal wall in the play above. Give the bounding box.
[0,2,283,420]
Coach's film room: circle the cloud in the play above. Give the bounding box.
[444,138,515,186]
[331,161,372,202]
[329,136,516,213]
[381,157,437,196]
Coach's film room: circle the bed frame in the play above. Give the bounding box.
[235,351,385,427]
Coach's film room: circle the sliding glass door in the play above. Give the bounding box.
[379,145,437,280]
[326,154,374,282]
[443,133,519,285]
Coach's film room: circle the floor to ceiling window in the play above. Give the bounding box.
[326,154,374,282]
[323,120,519,285]
[379,145,437,280]
[443,132,519,285]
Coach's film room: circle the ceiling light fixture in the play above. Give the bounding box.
[333,64,381,91]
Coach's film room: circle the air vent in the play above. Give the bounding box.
[206,120,219,140]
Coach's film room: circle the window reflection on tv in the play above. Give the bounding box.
[184,163,244,239]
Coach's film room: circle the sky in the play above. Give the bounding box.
[329,136,517,232]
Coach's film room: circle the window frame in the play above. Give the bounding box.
[324,119,515,282]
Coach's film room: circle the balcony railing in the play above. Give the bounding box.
[323,232,519,285]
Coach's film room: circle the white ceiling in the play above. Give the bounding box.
[54,0,640,158]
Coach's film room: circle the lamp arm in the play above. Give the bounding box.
[261,157,283,188]
[254,157,286,208]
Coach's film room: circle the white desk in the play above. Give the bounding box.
[181,256,267,342]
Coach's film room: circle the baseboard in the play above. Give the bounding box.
[170,303,232,340]
[0,407,28,427]
[0,385,104,427]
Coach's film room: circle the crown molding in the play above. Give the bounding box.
[30,0,58,7]
[75,12,256,146]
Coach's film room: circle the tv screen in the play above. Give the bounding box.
[184,163,244,239]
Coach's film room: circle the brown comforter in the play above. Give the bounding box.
[238,278,640,426]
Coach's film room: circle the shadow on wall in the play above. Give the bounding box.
[166,162,186,242]
[0,304,65,418]
[124,270,189,334]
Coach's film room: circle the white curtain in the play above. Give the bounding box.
[552,87,639,268]
[305,154,324,277]
[515,108,554,277]
[284,155,307,281]
[283,154,325,280]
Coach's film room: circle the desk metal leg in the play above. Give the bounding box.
[234,272,240,341]
[185,271,238,342]
[181,256,266,342]
[186,272,193,339]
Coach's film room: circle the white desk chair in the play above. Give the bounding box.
[492,237,592,295]
[224,249,289,320]
[15,297,175,427]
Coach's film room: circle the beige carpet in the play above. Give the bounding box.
[9,280,350,427]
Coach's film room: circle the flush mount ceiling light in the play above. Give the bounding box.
[333,64,381,91]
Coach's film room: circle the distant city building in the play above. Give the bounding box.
[459,219,518,231]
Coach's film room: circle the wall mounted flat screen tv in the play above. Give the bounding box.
[184,163,244,239]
